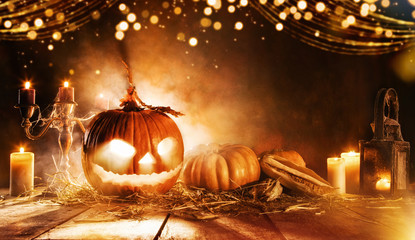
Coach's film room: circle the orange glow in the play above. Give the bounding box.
[376,177,391,191]
[25,82,31,89]
[20,147,24,153]
[64,81,69,87]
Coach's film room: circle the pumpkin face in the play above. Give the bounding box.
[82,109,184,195]
[181,143,260,191]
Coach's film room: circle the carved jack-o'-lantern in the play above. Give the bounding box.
[82,68,184,195]
[83,109,184,195]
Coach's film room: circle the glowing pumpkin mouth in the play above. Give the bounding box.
[92,162,182,187]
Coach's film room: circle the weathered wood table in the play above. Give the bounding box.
[1,188,415,240]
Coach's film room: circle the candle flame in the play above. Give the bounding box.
[64,81,69,87]
[19,147,24,153]
[25,82,30,89]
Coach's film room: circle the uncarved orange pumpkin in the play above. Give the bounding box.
[181,143,260,191]
[82,109,184,195]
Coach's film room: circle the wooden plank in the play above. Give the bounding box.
[36,204,169,239]
[161,213,287,240]
[0,200,88,240]
[266,202,413,240]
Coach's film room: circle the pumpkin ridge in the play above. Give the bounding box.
[223,150,244,189]
[134,111,151,174]
[146,111,165,172]
[234,146,259,183]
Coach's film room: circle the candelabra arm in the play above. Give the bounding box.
[73,118,86,133]
[23,117,60,140]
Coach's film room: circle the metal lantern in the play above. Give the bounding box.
[359,88,410,196]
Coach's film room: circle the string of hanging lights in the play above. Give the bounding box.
[249,0,415,55]
[0,0,118,41]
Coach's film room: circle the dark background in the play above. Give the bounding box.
[0,1,414,187]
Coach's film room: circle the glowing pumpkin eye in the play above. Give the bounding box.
[157,137,178,155]
[109,139,136,158]
[94,139,136,173]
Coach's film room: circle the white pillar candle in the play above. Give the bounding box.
[327,157,346,194]
[10,148,34,196]
[341,151,360,194]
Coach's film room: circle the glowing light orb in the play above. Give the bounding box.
[174,7,182,15]
[56,12,65,22]
[279,12,287,20]
[385,30,393,37]
[228,5,236,13]
[316,2,325,12]
[127,13,136,22]
[375,27,383,35]
[294,12,302,20]
[20,22,29,31]
[201,18,212,27]
[240,0,248,7]
[234,21,243,30]
[162,1,170,8]
[48,44,54,51]
[204,7,213,16]
[347,15,356,24]
[52,31,62,41]
[118,21,129,31]
[259,0,267,5]
[298,0,307,10]
[189,37,198,46]
[369,4,377,12]
[45,9,54,17]
[290,6,297,14]
[177,32,185,41]
[27,30,37,40]
[381,0,390,7]
[141,10,150,18]
[304,12,313,21]
[275,22,283,31]
[34,18,44,27]
[274,0,284,6]
[213,21,222,30]
[91,10,101,20]
[115,31,125,40]
[228,0,236,2]
[207,0,217,6]
[96,70,101,75]
[150,15,159,24]
[133,22,141,31]
[341,20,349,28]
[4,20,12,29]
[119,3,127,11]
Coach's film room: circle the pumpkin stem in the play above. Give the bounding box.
[119,60,184,117]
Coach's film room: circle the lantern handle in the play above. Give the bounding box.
[373,88,401,140]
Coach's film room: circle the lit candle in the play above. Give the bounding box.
[327,157,346,194]
[376,177,391,192]
[57,81,74,102]
[341,151,360,194]
[10,147,34,196]
[94,93,109,110]
[18,81,36,105]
